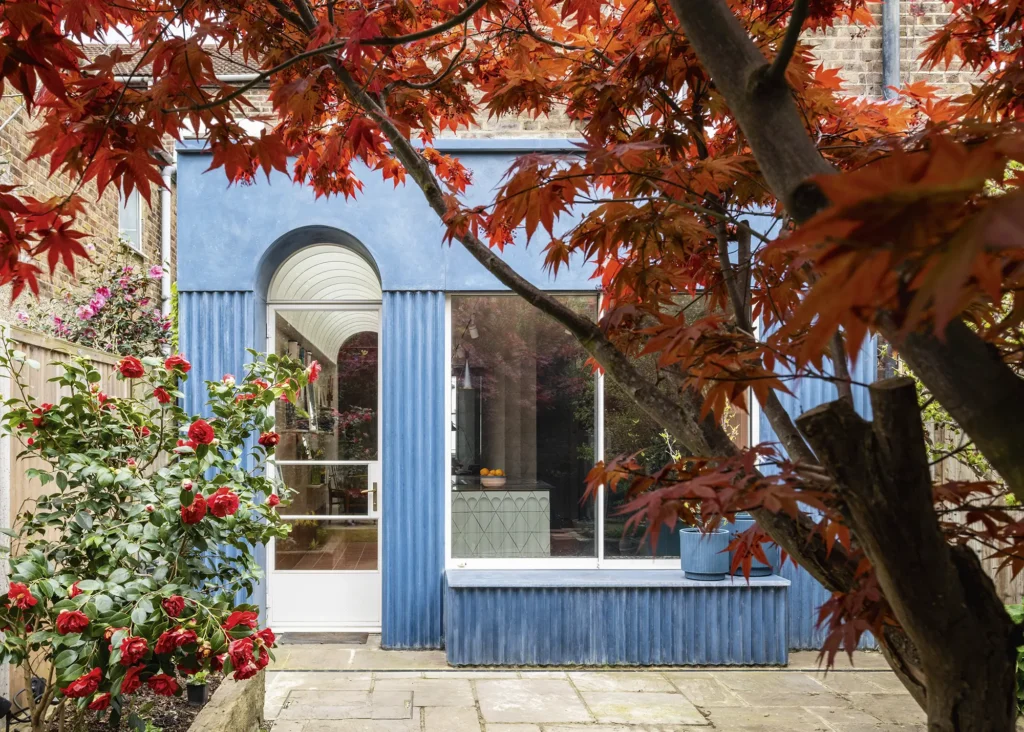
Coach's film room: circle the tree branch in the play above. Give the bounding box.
[797,379,1016,729]
[765,0,809,87]
[666,0,1024,504]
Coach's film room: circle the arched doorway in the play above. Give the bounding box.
[265,243,383,632]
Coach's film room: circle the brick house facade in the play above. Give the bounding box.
[0,96,175,325]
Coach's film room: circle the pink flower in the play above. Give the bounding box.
[15,311,28,323]
[95,286,111,298]
[148,265,165,279]
[75,305,95,321]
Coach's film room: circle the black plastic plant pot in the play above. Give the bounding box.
[186,683,209,707]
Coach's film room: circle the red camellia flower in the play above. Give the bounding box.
[253,378,270,390]
[266,494,281,508]
[68,582,81,599]
[147,673,179,696]
[258,431,280,447]
[208,487,240,518]
[162,596,186,618]
[210,654,225,672]
[223,610,259,631]
[164,354,191,373]
[8,582,37,610]
[235,392,256,403]
[118,356,145,379]
[31,403,52,427]
[153,387,172,404]
[187,419,215,445]
[61,668,102,698]
[176,438,199,451]
[181,493,207,524]
[227,636,267,680]
[121,665,145,695]
[88,692,112,711]
[120,636,149,666]
[56,610,89,635]
[307,360,321,383]
[256,627,276,647]
[154,627,198,655]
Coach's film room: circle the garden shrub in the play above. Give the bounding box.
[0,341,315,730]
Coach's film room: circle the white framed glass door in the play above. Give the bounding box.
[266,305,383,632]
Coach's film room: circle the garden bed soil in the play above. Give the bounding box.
[45,674,223,732]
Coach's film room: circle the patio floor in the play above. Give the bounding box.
[266,636,926,731]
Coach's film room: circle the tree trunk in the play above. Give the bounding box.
[798,378,1017,731]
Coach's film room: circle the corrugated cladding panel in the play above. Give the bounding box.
[445,583,788,666]
[759,337,878,650]
[381,291,445,648]
[178,291,265,613]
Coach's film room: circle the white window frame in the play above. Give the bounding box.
[444,292,732,571]
[118,188,144,253]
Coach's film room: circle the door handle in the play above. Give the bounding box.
[360,482,378,512]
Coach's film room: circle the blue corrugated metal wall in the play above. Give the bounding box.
[759,339,878,650]
[381,291,446,648]
[446,582,789,666]
[178,291,266,614]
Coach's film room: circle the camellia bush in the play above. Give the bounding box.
[0,341,317,730]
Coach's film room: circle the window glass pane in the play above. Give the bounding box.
[275,519,378,570]
[450,295,597,559]
[118,189,141,251]
[602,356,750,559]
[274,311,379,461]
[603,373,681,558]
[279,464,369,516]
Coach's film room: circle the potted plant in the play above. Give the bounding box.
[187,670,211,707]
[727,513,780,577]
[680,527,731,580]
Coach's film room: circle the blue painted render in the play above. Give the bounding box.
[758,338,879,650]
[178,291,267,615]
[175,142,600,295]
[381,291,446,648]
[445,570,790,666]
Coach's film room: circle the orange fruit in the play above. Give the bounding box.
[480,468,490,476]
[494,469,504,477]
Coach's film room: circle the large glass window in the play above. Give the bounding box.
[450,296,597,559]
[449,295,750,566]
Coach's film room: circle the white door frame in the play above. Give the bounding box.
[265,302,384,632]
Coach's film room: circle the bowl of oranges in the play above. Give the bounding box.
[480,468,506,489]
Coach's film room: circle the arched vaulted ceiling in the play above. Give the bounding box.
[269,244,381,364]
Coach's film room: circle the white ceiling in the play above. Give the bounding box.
[270,244,381,364]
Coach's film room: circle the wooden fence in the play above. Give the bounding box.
[0,326,131,699]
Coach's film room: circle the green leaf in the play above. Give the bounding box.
[130,607,149,625]
[109,568,130,585]
[93,595,113,614]
[74,512,93,530]
[75,579,102,592]
[54,649,78,669]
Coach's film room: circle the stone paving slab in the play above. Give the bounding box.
[267,639,927,731]
[476,678,593,724]
[580,691,707,725]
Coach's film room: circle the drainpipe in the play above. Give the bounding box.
[160,155,176,318]
[881,0,900,100]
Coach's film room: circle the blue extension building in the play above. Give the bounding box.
[175,138,875,665]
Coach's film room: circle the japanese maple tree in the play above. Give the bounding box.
[3,0,1024,729]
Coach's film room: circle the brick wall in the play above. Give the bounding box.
[0,95,175,323]
[805,1,975,98]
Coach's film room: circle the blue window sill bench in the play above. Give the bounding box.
[444,569,790,667]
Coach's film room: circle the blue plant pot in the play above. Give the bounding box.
[727,513,779,577]
[680,528,731,580]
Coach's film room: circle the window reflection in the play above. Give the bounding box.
[450,296,597,559]
[274,312,378,461]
